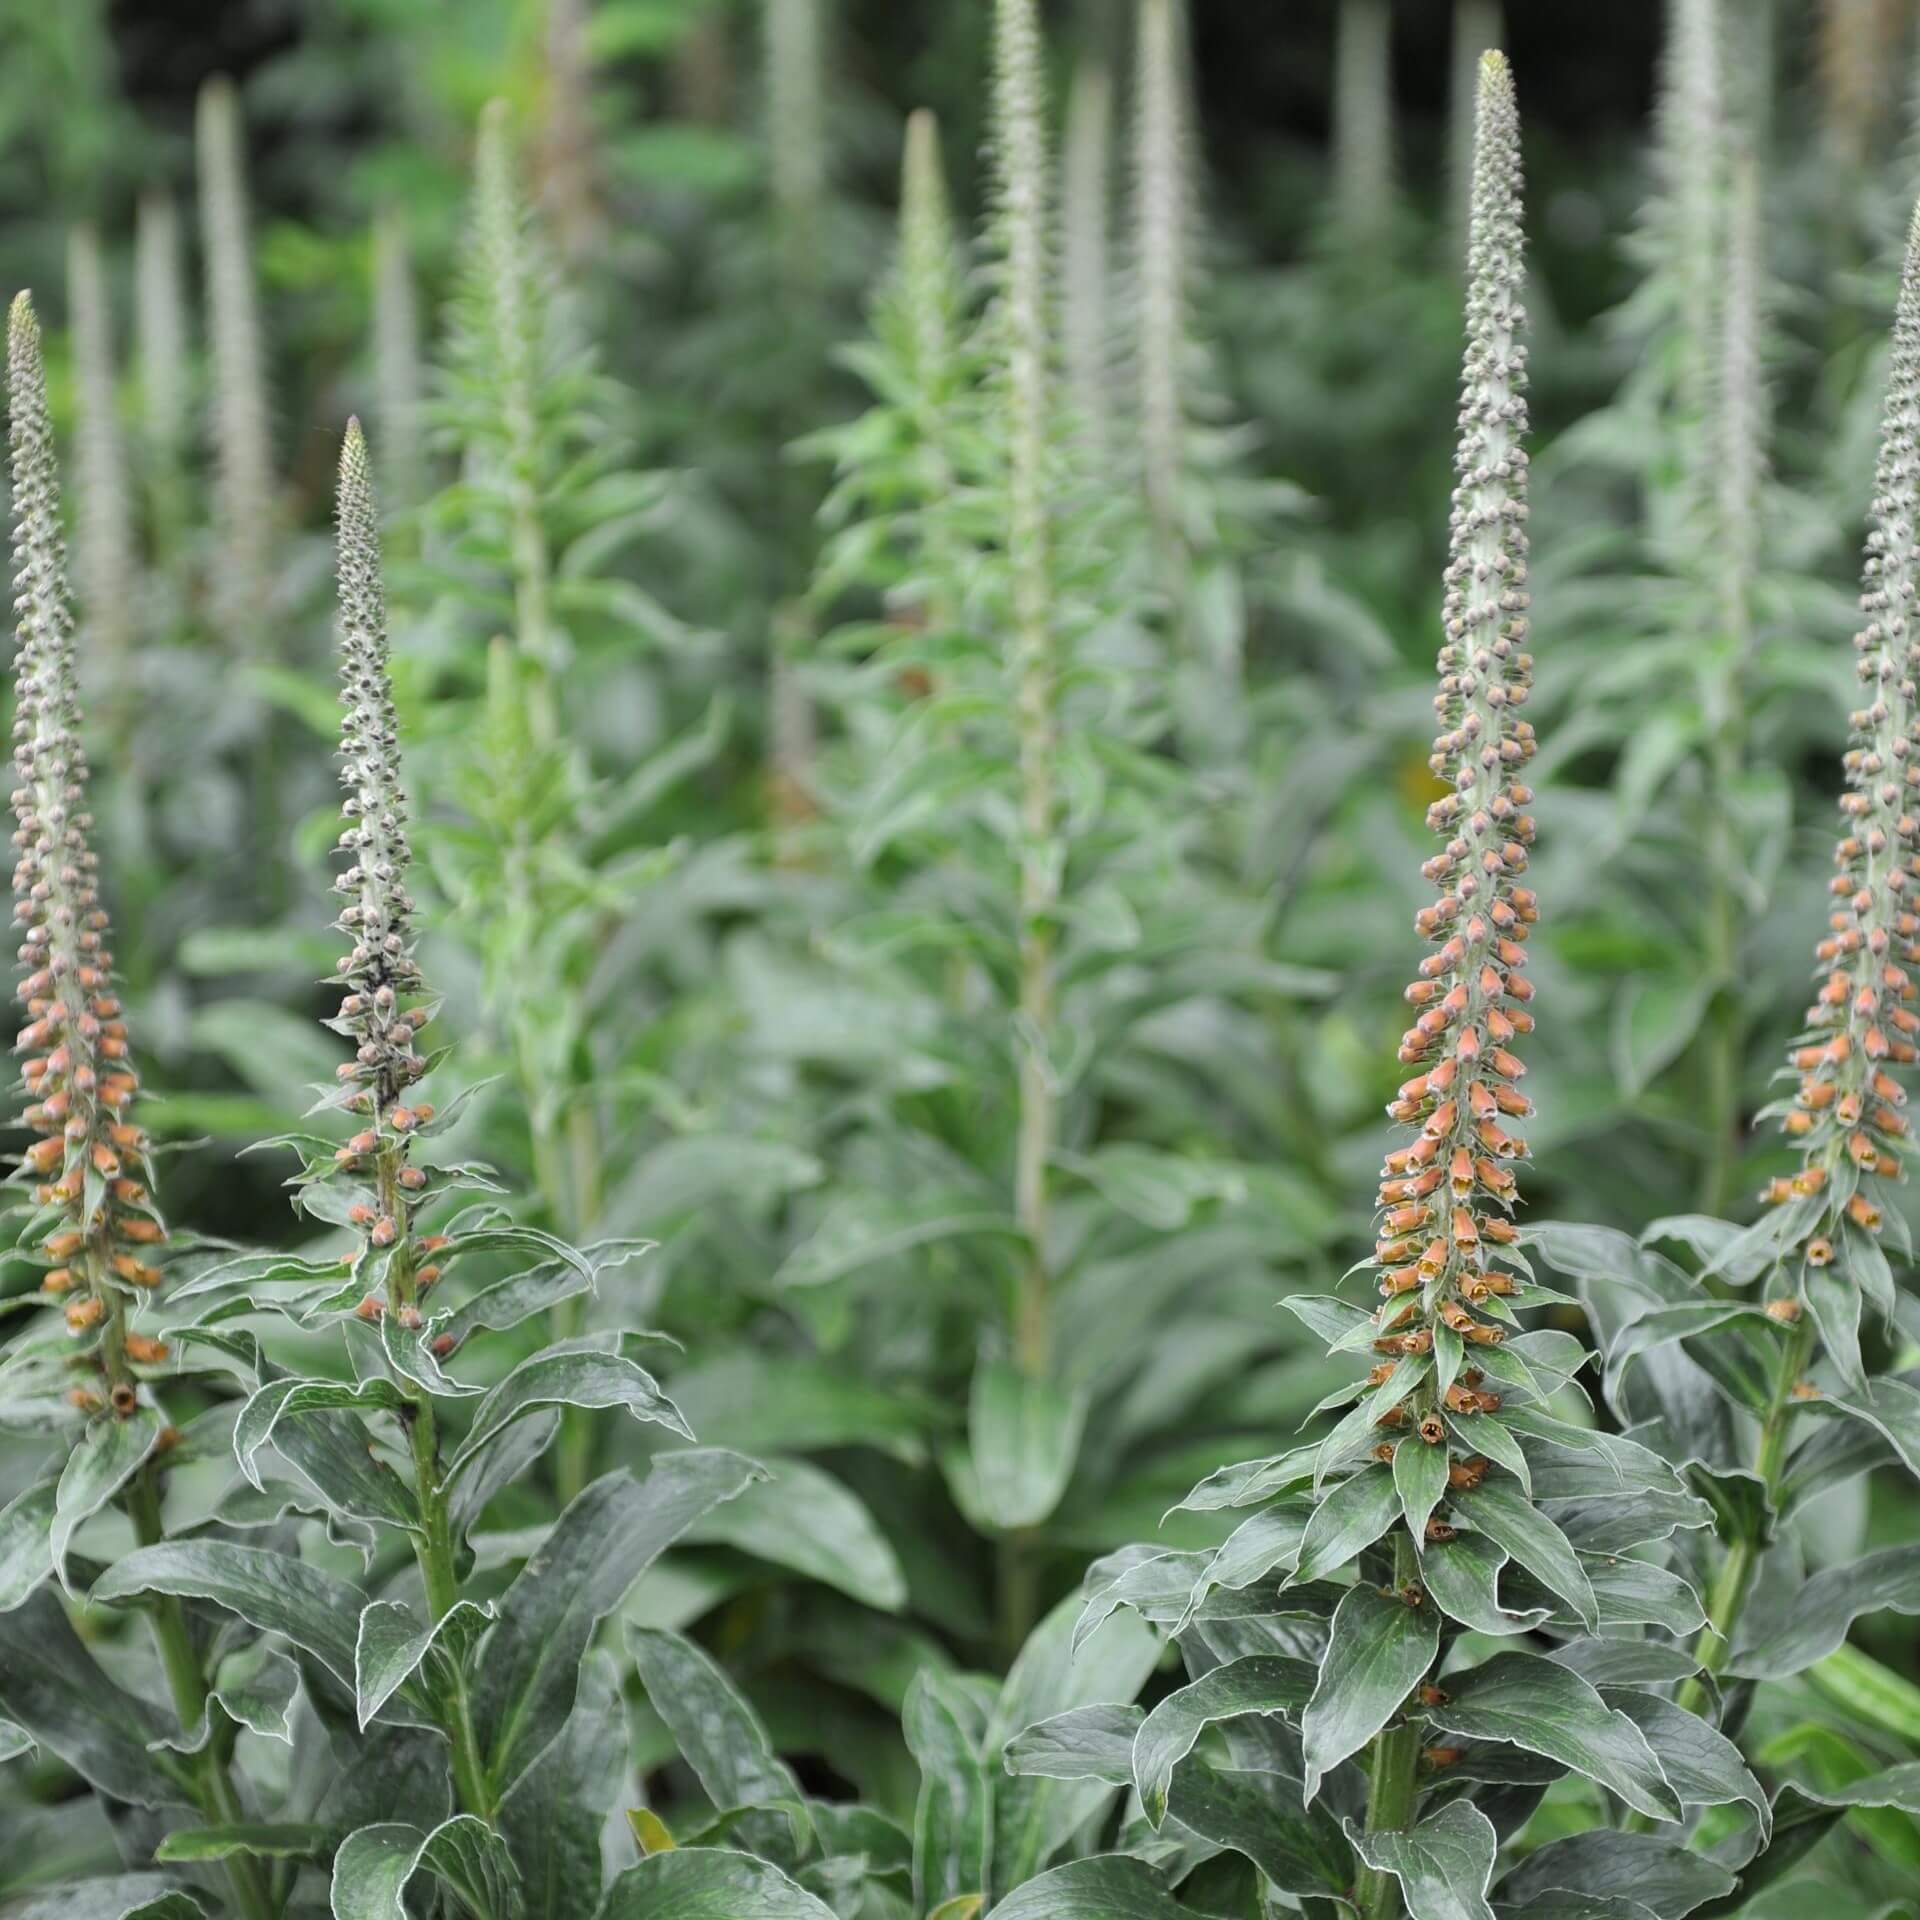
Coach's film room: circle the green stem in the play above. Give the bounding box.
[1354,1535,1425,1920]
[382,1147,494,1819]
[1696,705,1745,1214]
[126,1473,278,1920]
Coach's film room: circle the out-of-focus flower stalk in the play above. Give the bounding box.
[66,226,135,694]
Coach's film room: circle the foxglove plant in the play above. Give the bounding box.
[999,58,1758,1920]
[196,75,274,653]
[67,224,136,683]
[9,422,774,1917]
[0,290,273,1920]
[1060,56,1115,457]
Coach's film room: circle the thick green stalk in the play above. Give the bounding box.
[380,1147,494,1820]
[1354,1535,1424,1920]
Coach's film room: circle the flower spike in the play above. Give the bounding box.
[1368,49,1534,1448]
[7,293,165,1383]
[1767,203,1920,1240]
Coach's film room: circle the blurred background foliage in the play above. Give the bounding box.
[6,0,1920,1898]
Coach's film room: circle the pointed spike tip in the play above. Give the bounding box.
[8,289,34,339]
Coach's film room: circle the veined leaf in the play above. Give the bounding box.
[1346,1800,1498,1920]
[354,1597,493,1730]
[988,1856,1190,1918]
[1001,1703,1141,1785]
[904,1667,993,1915]
[628,1626,800,1812]
[446,1348,690,1485]
[1425,1653,1681,1822]
[52,1408,161,1590]
[1133,1654,1316,1823]
[1495,1830,1734,1916]
[1165,1760,1352,1899]
[155,1824,335,1863]
[330,1816,522,1919]
[1452,1480,1597,1628]
[594,1848,837,1917]
[1727,1544,1920,1677]
[0,1478,57,1612]
[1301,1584,1439,1802]
[233,1377,408,1488]
[1292,1464,1401,1584]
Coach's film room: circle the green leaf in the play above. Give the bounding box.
[234,1377,409,1487]
[628,1626,800,1811]
[1602,1689,1768,1836]
[447,1348,691,1485]
[967,1360,1087,1530]
[1578,1559,1706,1637]
[499,1649,627,1916]
[1302,1584,1440,1802]
[1819,1377,1920,1483]
[330,1815,523,1919]
[1176,1502,1312,1627]
[1426,1653,1682,1822]
[156,1824,335,1864]
[1727,1544,1920,1677]
[1292,1463,1401,1583]
[1394,1436,1451,1542]
[437,1261,596,1347]
[2,1878,206,1919]
[92,1539,366,1684]
[684,1454,906,1610]
[52,1408,161,1590]
[1451,1480,1597,1628]
[1346,1800,1498,1920]
[665,1351,932,1462]
[1002,1703,1141,1785]
[1804,1259,1865,1391]
[355,1597,493,1730]
[594,1849,836,1918]
[1418,1534,1552,1637]
[475,1453,761,1795]
[0,1477,56,1612]
[1133,1654,1317,1824]
[989,1593,1162,1898]
[0,1588,184,1806]
[1164,1760,1352,1899]
[1495,1831,1735,1916]
[905,1668,994,1915]
[988,1856,1189,1918]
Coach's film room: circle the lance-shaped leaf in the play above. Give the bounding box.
[446,1348,690,1485]
[155,1824,335,1864]
[1418,1534,1552,1637]
[92,1539,366,1684]
[355,1597,493,1730]
[594,1849,836,1918]
[628,1626,801,1812]
[1494,1830,1735,1916]
[1425,1653,1681,1822]
[1301,1583,1439,1803]
[330,1816,522,1920]
[1601,1689,1768,1837]
[1292,1464,1401,1584]
[1345,1800,1498,1920]
[1002,1703,1140,1785]
[0,1588,184,1806]
[1394,1435,1450,1544]
[1451,1480,1596,1628]
[1132,1654,1317,1824]
[474,1452,761,1794]
[0,1478,57,1612]
[233,1377,409,1488]
[989,1856,1192,1918]
[1727,1543,1920,1677]
[51,1408,162,1591]
[905,1667,995,1915]
[966,1360,1087,1529]
[1167,1760,1353,1900]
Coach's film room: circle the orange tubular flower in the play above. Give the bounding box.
[1369,53,1534,1418]
[1769,207,1920,1253]
[7,294,165,1407]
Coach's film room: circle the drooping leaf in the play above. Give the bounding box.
[1291,1464,1401,1584]
[593,1848,836,1918]
[628,1626,801,1811]
[1426,1653,1681,1822]
[1451,1481,1597,1628]
[0,1477,57,1612]
[1494,1830,1735,1916]
[1301,1583,1439,1803]
[1394,1436,1450,1545]
[1602,1689,1768,1836]
[1133,1654,1317,1824]
[354,1596,493,1730]
[234,1377,409,1488]
[1002,1703,1140,1785]
[904,1667,994,1915]
[92,1539,365,1684]
[684,1454,906,1610]
[966,1361,1087,1530]
[329,1815,523,1919]
[155,1824,336,1864]
[1345,1800,1499,1920]
[1727,1544,1920,1678]
[51,1409,162,1590]
[447,1349,691,1485]
[1418,1534,1552,1637]
[474,1453,761,1794]
[1166,1759,1352,1898]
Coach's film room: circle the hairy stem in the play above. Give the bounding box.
[381,1146,494,1820]
[1354,1536,1424,1920]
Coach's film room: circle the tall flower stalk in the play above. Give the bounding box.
[5,290,272,1920]
[990,0,1061,1384]
[1061,56,1114,455]
[134,190,191,562]
[1134,0,1189,557]
[67,225,136,687]
[372,206,425,513]
[196,74,273,651]
[1355,55,1535,1903]
[1332,0,1395,247]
